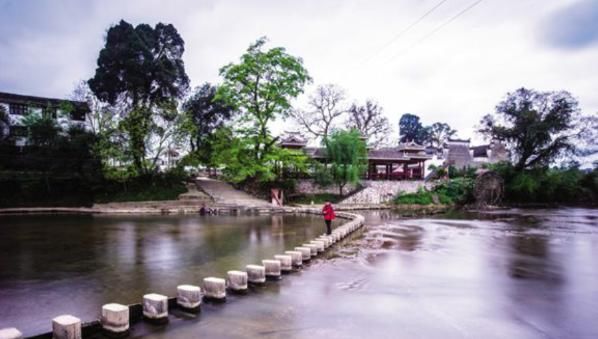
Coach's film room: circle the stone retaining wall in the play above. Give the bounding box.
[295,179,358,195]
[340,180,431,204]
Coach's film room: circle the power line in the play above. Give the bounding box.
[385,0,485,63]
[359,0,450,67]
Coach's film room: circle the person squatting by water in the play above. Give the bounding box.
[199,203,215,216]
[322,201,336,235]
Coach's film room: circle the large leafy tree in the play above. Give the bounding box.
[326,129,368,196]
[479,88,596,170]
[88,20,189,108]
[182,83,234,164]
[290,84,347,141]
[88,20,189,174]
[399,113,426,144]
[210,127,308,184]
[216,37,311,182]
[425,122,456,148]
[347,100,392,147]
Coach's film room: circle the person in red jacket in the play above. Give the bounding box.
[322,201,336,235]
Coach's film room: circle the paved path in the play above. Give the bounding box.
[195,177,272,208]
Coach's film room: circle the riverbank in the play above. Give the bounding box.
[0,201,452,216]
[0,201,281,215]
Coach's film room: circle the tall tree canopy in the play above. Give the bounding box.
[182,83,234,164]
[326,129,368,196]
[87,20,190,174]
[425,122,456,148]
[479,87,596,170]
[399,113,426,144]
[216,37,311,181]
[88,20,189,108]
[290,84,347,141]
[347,100,392,147]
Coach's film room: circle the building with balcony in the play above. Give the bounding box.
[0,91,89,146]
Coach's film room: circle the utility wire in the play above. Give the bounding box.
[359,0,450,66]
[385,0,485,63]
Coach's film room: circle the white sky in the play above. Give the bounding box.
[1,0,597,145]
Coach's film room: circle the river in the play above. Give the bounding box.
[1,208,597,338]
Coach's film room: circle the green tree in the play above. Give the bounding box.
[479,88,596,170]
[399,113,426,144]
[326,129,367,196]
[88,20,190,174]
[21,109,61,147]
[216,37,311,179]
[88,20,189,107]
[210,127,308,184]
[182,83,234,165]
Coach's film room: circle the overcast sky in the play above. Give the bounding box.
[1,0,597,143]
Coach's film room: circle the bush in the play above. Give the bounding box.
[394,188,435,205]
[435,177,475,205]
[490,162,598,204]
[94,171,187,203]
[394,177,474,206]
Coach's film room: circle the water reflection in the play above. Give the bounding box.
[0,213,326,336]
[138,208,598,339]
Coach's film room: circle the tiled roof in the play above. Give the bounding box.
[397,141,426,151]
[303,146,431,161]
[279,132,307,146]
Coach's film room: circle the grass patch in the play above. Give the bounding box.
[94,173,187,203]
[394,187,455,206]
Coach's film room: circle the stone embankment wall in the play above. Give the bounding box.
[340,180,431,204]
[295,180,358,195]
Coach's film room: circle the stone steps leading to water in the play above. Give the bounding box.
[195,178,272,207]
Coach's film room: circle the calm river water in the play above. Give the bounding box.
[0,213,332,336]
[1,208,597,338]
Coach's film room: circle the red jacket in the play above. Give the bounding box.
[322,204,336,221]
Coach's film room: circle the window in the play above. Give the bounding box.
[9,104,27,115]
[70,109,85,121]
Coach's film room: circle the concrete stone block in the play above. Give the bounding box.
[143,293,168,320]
[302,243,318,256]
[274,254,293,272]
[177,285,202,310]
[0,328,23,339]
[101,303,129,335]
[52,315,81,339]
[294,247,311,261]
[285,250,303,266]
[310,240,325,252]
[227,270,248,291]
[203,277,226,300]
[262,259,281,278]
[246,265,266,284]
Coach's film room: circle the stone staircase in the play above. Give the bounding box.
[195,177,276,212]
